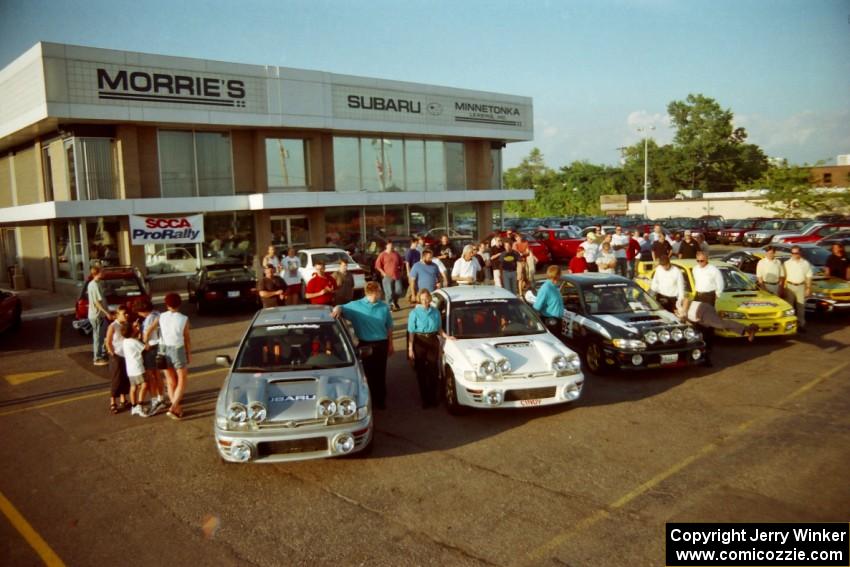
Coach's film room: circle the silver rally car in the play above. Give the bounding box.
[214,305,373,463]
[434,286,584,413]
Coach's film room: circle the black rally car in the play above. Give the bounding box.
[187,263,260,315]
[527,273,706,374]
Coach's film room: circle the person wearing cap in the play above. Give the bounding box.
[678,231,699,260]
[650,255,685,313]
[756,246,785,296]
[451,244,482,285]
[782,245,813,332]
[533,265,565,338]
[611,225,630,277]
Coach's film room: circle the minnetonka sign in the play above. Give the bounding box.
[130,215,204,245]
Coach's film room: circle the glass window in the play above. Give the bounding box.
[159,131,196,198]
[145,243,202,275]
[325,208,361,250]
[266,139,309,191]
[490,148,502,189]
[54,221,84,281]
[492,202,503,231]
[270,216,310,250]
[41,146,54,201]
[195,132,233,196]
[445,142,466,191]
[234,321,353,371]
[77,138,117,199]
[85,218,121,268]
[425,141,446,191]
[203,212,255,265]
[382,139,404,192]
[64,140,78,200]
[333,137,360,192]
[404,140,426,192]
[449,203,477,241]
[409,204,446,238]
[365,206,407,242]
[361,138,383,192]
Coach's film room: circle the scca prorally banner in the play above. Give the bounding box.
[130,215,204,245]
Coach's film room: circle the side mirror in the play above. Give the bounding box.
[357,345,373,359]
[215,355,232,368]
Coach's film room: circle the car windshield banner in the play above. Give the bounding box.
[130,215,204,245]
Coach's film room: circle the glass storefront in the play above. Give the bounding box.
[365,205,406,242]
[333,137,360,192]
[86,218,121,268]
[424,141,446,192]
[324,208,361,250]
[448,203,477,240]
[445,142,466,191]
[159,130,233,197]
[270,216,310,249]
[54,221,85,281]
[53,218,119,281]
[404,140,426,192]
[266,138,309,191]
[409,204,446,239]
[490,148,502,189]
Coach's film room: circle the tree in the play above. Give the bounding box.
[741,161,850,217]
[503,148,559,217]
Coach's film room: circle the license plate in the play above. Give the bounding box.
[227,291,240,298]
[660,353,678,365]
[520,399,542,407]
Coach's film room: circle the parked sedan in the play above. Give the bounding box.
[296,248,367,293]
[73,266,150,334]
[213,305,373,463]
[717,218,768,245]
[0,289,22,334]
[187,264,260,315]
[777,223,850,245]
[743,219,810,247]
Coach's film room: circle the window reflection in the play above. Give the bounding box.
[333,137,360,192]
[266,139,309,191]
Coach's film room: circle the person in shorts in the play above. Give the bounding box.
[122,322,149,417]
[157,293,191,420]
[136,299,167,415]
[281,247,303,305]
[105,305,130,414]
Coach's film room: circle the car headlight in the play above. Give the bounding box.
[671,328,684,341]
[645,330,658,344]
[478,360,498,380]
[497,359,511,374]
[684,327,697,340]
[612,338,646,350]
[658,329,671,342]
[248,402,267,423]
[318,398,337,417]
[783,308,797,316]
[718,310,744,319]
[809,292,828,300]
[227,402,248,424]
[336,397,357,418]
[552,355,569,372]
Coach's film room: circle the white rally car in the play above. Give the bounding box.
[296,248,367,294]
[433,286,584,414]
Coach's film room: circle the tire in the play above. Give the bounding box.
[443,366,470,416]
[10,305,22,331]
[584,341,610,375]
[197,299,207,316]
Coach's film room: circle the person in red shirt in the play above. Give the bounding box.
[568,247,588,274]
[305,261,337,305]
[375,241,404,311]
[626,230,642,278]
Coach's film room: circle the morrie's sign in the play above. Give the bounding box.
[130,215,204,245]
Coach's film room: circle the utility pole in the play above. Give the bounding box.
[637,126,655,219]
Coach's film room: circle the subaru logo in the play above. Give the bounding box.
[427,102,443,115]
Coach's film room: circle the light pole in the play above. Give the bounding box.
[637,126,655,219]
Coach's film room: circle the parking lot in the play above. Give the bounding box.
[1,295,848,567]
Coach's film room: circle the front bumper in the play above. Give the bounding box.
[743,236,772,247]
[454,372,584,409]
[715,315,797,337]
[215,413,372,463]
[602,344,706,370]
[807,297,850,313]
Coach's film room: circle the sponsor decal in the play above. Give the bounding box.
[520,399,542,407]
[97,68,246,108]
[270,394,317,402]
[266,324,321,330]
[130,214,203,244]
[739,301,778,309]
[453,101,523,126]
[347,94,421,113]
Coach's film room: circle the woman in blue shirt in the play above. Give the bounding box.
[407,289,444,408]
[533,265,565,339]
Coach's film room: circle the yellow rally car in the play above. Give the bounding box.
[635,259,798,338]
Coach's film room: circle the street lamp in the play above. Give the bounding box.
[636,126,655,219]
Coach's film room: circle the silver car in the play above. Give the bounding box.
[214,305,373,463]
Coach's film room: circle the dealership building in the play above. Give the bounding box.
[0,42,533,294]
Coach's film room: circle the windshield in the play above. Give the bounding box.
[798,247,830,266]
[234,321,354,371]
[450,299,546,339]
[719,267,758,292]
[784,220,808,230]
[208,268,254,282]
[732,220,753,228]
[757,219,784,231]
[581,283,662,314]
[101,277,144,298]
[312,251,355,265]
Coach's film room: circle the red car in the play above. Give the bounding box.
[74,266,150,331]
[487,231,551,268]
[532,228,584,263]
[717,219,768,245]
[779,223,850,245]
[0,289,22,334]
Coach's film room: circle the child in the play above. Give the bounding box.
[137,300,167,415]
[105,306,130,414]
[122,322,149,417]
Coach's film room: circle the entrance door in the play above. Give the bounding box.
[270,216,310,250]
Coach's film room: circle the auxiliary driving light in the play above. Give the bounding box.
[485,390,504,406]
[229,440,252,462]
[631,354,643,366]
[333,433,355,454]
[691,349,702,360]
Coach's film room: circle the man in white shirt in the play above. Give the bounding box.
[610,225,630,277]
[579,234,600,273]
[280,248,303,305]
[755,246,785,296]
[431,256,450,288]
[451,245,482,285]
[650,256,685,313]
[692,251,725,306]
[595,242,617,274]
[782,245,813,332]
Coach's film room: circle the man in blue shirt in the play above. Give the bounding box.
[409,249,441,295]
[332,281,394,409]
[404,237,422,302]
[533,265,565,339]
[407,288,444,408]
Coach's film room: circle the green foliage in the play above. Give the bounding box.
[741,161,850,217]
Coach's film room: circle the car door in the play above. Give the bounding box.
[560,282,582,343]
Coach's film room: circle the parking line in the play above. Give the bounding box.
[53,316,62,350]
[0,490,66,566]
[0,367,226,418]
[523,358,850,564]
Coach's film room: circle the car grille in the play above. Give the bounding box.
[505,386,557,402]
[747,312,780,319]
[257,437,328,456]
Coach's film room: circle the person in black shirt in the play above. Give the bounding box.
[500,240,519,295]
[258,264,286,308]
[651,234,672,264]
[678,231,700,259]
[489,238,504,287]
[437,235,456,284]
[826,243,849,280]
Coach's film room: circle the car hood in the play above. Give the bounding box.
[589,309,686,335]
[812,276,850,293]
[222,369,367,422]
[446,334,577,374]
[716,291,793,313]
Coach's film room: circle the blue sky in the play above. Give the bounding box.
[1,0,848,168]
